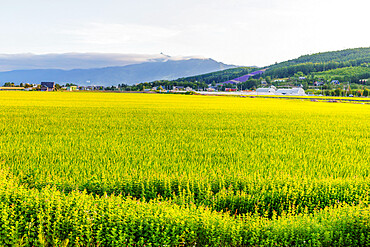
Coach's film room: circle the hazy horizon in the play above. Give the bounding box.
[1,0,369,67]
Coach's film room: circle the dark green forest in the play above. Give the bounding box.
[173,67,256,84]
[264,47,370,81]
[116,67,259,91]
[269,47,370,67]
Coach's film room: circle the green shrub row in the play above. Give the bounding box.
[21,176,370,218]
[1,170,370,247]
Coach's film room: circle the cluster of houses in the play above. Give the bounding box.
[40,82,79,91]
[78,85,104,91]
[146,86,194,92]
[149,84,306,96]
[0,82,106,91]
[41,82,95,91]
[146,84,306,96]
[1,80,307,96]
[0,82,58,91]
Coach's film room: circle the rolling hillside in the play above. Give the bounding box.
[156,47,370,87]
[164,67,259,84]
[264,47,370,81]
[269,47,370,68]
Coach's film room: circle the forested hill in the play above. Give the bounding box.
[135,67,259,91]
[264,47,370,79]
[168,47,370,84]
[170,67,257,84]
[269,47,370,69]
[121,47,370,91]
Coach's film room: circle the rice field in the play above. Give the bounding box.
[0,91,369,246]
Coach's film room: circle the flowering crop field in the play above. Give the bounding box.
[0,91,369,246]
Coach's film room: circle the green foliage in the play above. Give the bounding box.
[115,67,259,91]
[172,67,257,84]
[364,88,369,97]
[264,47,370,80]
[270,47,370,68]
[3,82,15,87]
[1,170,370,246]
[313,66,370,83]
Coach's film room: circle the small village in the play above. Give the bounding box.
[2,76,368,98]
[0,81,309,96]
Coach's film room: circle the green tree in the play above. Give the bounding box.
[265,76,271,84]
[3,82,14,87]
[302,82,308,90]
[363,88,369,97]
[334,88,342,96]
[55,84,62,91]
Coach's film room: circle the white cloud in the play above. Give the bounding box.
[0,0,369,66]
[63,22,180,46]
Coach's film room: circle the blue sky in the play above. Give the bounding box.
[1,0,369,66]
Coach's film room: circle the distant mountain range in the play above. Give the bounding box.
[0,53,235,86]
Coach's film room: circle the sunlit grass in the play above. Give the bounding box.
[0,91,369,245]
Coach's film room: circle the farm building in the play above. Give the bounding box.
[173,86,185,91]
[256,86,276,95]
[276,88,306,96]
[41,82,55,91]
[66,86,77,91]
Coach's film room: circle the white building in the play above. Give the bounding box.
[273,79,285,82]
[276,88,306,96]
[256,86,276,95]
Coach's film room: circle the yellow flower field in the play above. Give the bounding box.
[0,91,369,246]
